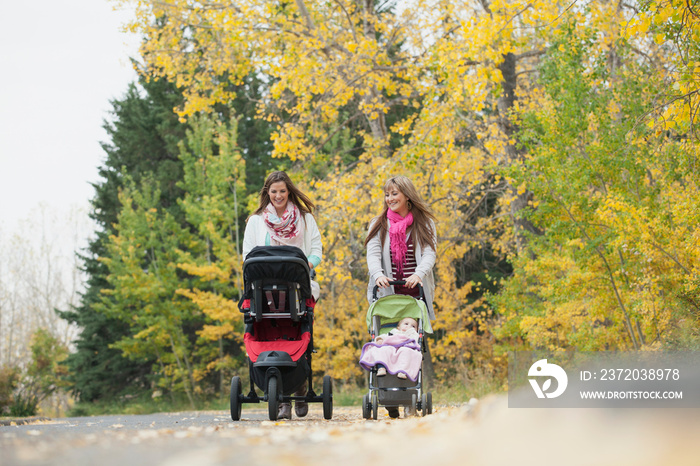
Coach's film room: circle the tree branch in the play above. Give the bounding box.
[294,0,316,31]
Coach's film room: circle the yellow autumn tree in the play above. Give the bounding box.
[119,0,700,391]
[120,0,590,382]
[492,1,700,352]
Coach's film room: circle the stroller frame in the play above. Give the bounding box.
[230,246,333,421]
[361,281,433,419]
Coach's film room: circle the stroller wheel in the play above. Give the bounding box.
[426,392,433,415]
[371,394,378,420]
[322,375,333,420]
[267,376,279,421]
[230,376,242,421]
[421,392,430,417]
[409,393,418,417]
[362,394,371,419]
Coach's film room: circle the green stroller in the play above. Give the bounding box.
[359,281,434,419]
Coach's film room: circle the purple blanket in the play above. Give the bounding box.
[359,334,422,381]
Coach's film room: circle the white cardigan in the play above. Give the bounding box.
[366,218,436,319]
[242,212,323,267]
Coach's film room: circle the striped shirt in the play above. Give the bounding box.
[391,234,419,298]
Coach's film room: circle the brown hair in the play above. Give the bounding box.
[364,176,437,251]
[251,171,315,218]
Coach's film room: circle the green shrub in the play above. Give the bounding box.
[9,393,38,417]
[0,366,21,416]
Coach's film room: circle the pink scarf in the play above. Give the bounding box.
[263,202,304,248]
[387,209,413,276]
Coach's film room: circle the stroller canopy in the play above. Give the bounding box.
[366,294,433,333]
[243,245,312,300]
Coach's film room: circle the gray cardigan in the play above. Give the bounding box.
[365,218,436,320]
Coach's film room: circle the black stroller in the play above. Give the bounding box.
[360,281,433,419]
[230,245,333,421]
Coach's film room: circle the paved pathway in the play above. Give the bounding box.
[2,397,698,465]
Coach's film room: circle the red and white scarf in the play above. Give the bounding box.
[387,209,413,276]
[263,202,304,248]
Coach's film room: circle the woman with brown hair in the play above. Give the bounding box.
[242,171,322,273]
[365,175,437,319]
[242,170,322,420]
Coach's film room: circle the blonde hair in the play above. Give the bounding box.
[364,176,437,251]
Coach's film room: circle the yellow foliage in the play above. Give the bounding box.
[117,0,700,388]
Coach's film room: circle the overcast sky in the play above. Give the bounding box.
[0,0,140,236]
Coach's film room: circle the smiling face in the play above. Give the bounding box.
[398,318,418,332]
[268,181,289,216]
[385,183,409,217]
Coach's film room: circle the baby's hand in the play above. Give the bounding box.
[375,336,385,344]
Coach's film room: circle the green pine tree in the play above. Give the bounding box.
[60,73,277,403]
[58,76,188,402]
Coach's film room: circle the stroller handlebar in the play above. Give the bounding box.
[372,280,424,301]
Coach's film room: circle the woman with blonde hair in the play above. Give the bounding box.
[365,175,437,319]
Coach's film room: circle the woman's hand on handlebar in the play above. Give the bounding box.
[404,274,422,288]
[376,275,391,288]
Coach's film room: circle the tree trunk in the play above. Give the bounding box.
[360,0,390,150]
[498,52,542,253]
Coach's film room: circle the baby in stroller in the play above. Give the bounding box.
[360,317,421,379]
